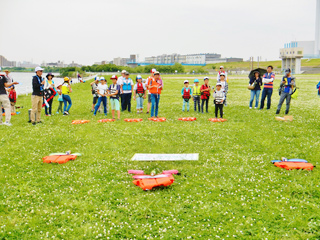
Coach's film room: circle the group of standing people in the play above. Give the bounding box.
[90,69,163,119]
[248,65,296,114]
[30,67,73,125]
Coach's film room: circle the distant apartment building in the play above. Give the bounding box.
[144,53,242,65]
[17,61,38,68]
[113,57,130,66]
[0,55,17,67]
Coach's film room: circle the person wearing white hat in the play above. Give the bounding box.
[181,80,192,112]
[0,73,19,126]
[213,82,226,119]
[4,70,13,84]
[93,77,108,116]
[146,68,157,114]
[217,66,228,82]
[30,66,45,125]
[133,75,147,113]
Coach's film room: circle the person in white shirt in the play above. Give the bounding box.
[217,66,228,82]
[120,72,134,112]
[93,77,108,116]
[212,83,226,118]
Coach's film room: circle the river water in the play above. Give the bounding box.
[5,72,95,96]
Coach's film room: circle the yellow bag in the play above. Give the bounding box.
[291,88,298,99]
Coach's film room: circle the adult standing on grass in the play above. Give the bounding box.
[4,70,13,84]
[217,66,227,82]
[31,66,45,125]
[62,77,72,115]
[146,68,156,114]
[249,71,262,109]
[0,73,18,126]
[149,71,163,118]
[90,77,100,112]
[118,70,126,110]
[121,72,134,112]
[44,73,56,116]
[276,68,296,115]
[260,65,275,110]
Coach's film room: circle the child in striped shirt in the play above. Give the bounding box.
[213,83,226,118]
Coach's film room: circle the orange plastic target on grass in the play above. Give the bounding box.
[148,117,166,122]
[178,117,196,121]
[71,120,90,124]
[124,118,143,122]
[98,119,115,123]
[208,118,227,122]
[43,154,77,164]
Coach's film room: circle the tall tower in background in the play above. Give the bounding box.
[315,0,320,55]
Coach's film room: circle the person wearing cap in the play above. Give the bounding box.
[0,73,18,126]
[44,73,56,116]
[181,80,192,112]
[133,75,147,114]
[90,77,101,112]
[213,83,226,119]
[30,66,45,125]
[8,85,17,114]
[218,73,229,106]
[146,68,157,114]
[200,77,211,113]
[260,65,275,110]
[4,70,13,84]
[118,70,127,105]
[249,71,262,109]
[217,66,228,82]
[61,77,72,115]
[108,75,121,120]
[94,77,108,116]
[276,68,296,115]
[120,72,134,112]
[55,84,64,114]
[149,71,163,118]
[193,79,201,112]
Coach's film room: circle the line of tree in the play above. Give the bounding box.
[80,63,185,74]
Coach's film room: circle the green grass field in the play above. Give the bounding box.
[1,74,320,239]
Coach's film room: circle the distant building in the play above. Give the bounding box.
[113,57,130,66]
[279,44,303,74]
[17,61,38,68]
[0,55,17,67]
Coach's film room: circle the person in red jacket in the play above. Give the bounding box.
[8,86,16,113]
[200,76,211,113]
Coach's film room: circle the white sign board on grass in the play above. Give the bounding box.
[131,153,199,161]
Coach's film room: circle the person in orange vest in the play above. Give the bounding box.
[260,65,275,110]
[149,71,163,118]
[146,68,156,114]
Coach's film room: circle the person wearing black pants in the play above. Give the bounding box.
[200,77,211,113]
[45,98,53,115]
[213,83,226,118]
[121,93,132,112]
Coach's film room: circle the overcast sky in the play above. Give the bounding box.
[0,0,317,65]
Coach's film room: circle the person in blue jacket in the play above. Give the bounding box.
[276,68,296,115]
[120,72,134,112]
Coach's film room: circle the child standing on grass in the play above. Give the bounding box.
[90,77,100,112]
[133,75,146,114]
[62,77,72,115]
[193,79,201,112]
[94,77,108,116]
[213,83,226,119]
[181,80,192,112]
[8,86,16,113]
[200,76,211,113]
[56,85,63,114]
[108,75,121,120]
[218,73,228,106]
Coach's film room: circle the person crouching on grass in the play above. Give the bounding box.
[213,83,226,119]
[200,76,210,113]
[133,75,146,114]
[108,75,121,120]
[94,77,108,116]
[181,80,192,112]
